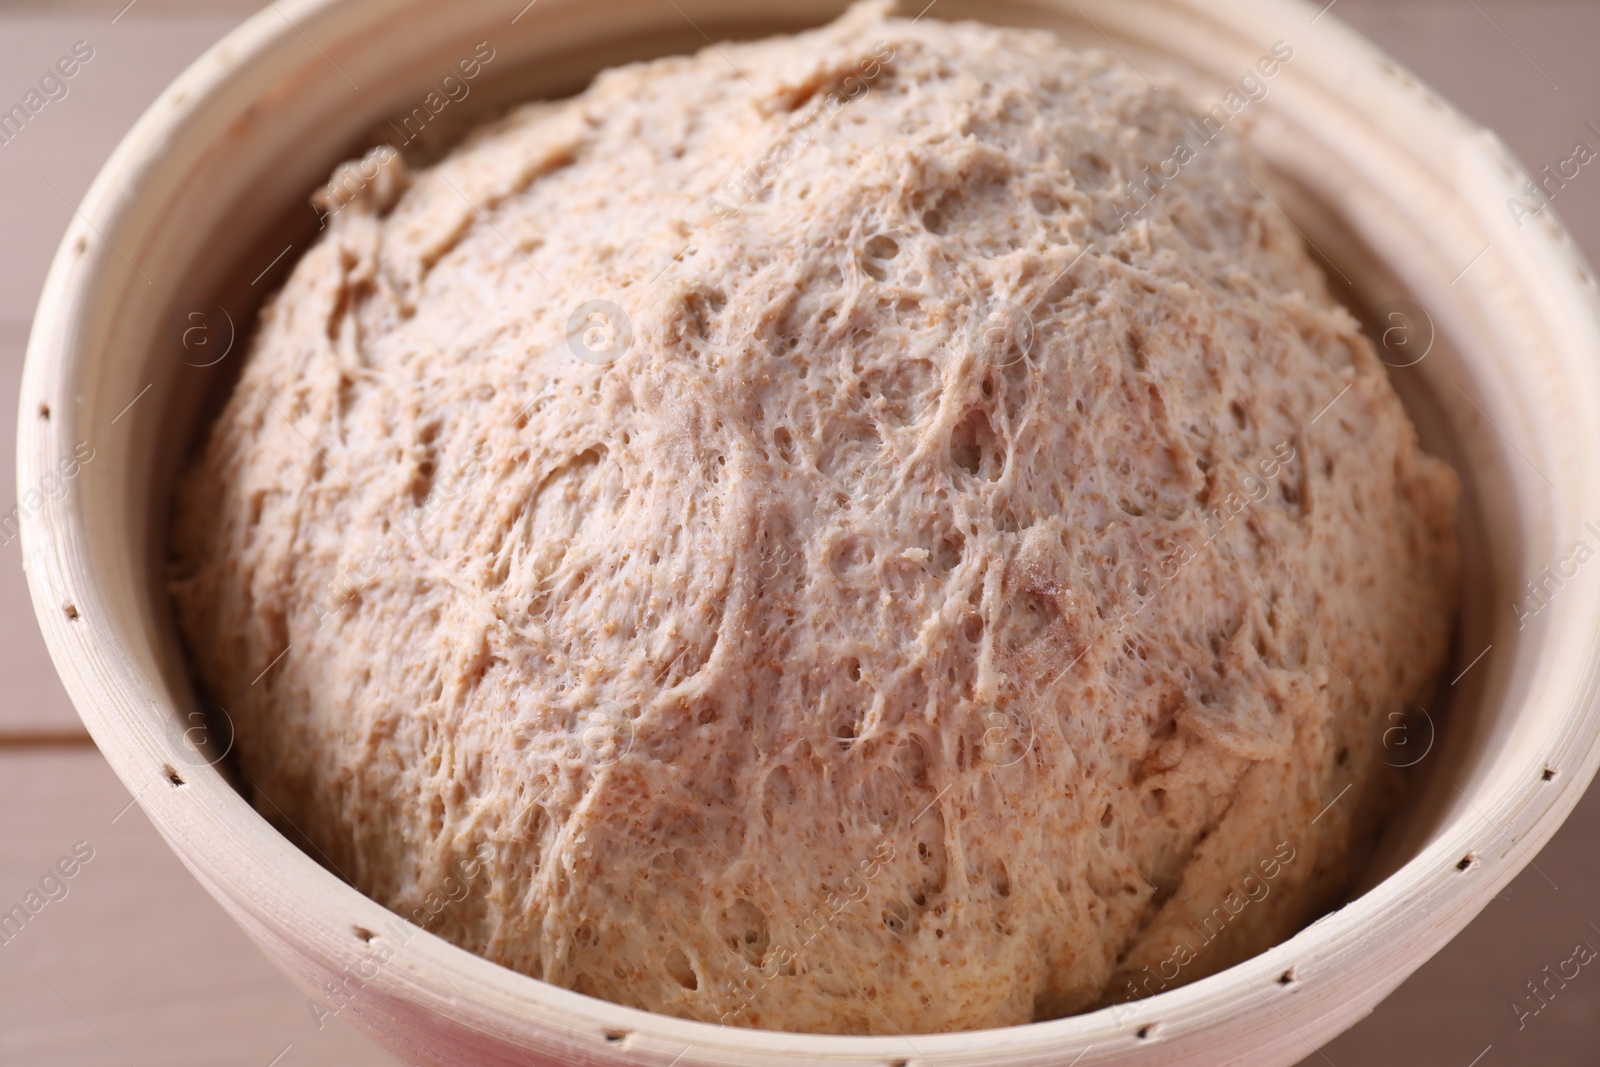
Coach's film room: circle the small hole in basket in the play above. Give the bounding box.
[603,1030,628,1045]
[163,765,185,787]
[353,926,375,943]
[63,603,79,621]
[890,1059,909,1067]
[1278,968,1297,986]
[1457,854,1478,872]
[38,404,50,420]
[1137,1024,1156,1040]
[1542,767,1558,782]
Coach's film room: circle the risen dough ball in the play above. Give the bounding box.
[170,2,1459,1035]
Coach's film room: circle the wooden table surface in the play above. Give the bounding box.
[0,2,1596,1064]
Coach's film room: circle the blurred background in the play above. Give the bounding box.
[0,1,1596,1064]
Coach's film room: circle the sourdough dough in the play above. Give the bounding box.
[170,2,1460,1034]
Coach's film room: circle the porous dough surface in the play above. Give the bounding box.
[170,2,1460,1035]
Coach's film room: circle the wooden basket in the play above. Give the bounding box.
[17,0,1600,1063]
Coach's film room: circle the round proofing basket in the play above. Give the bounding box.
[18,0,1600,1063]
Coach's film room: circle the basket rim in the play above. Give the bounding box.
[17,0,1600,1063]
